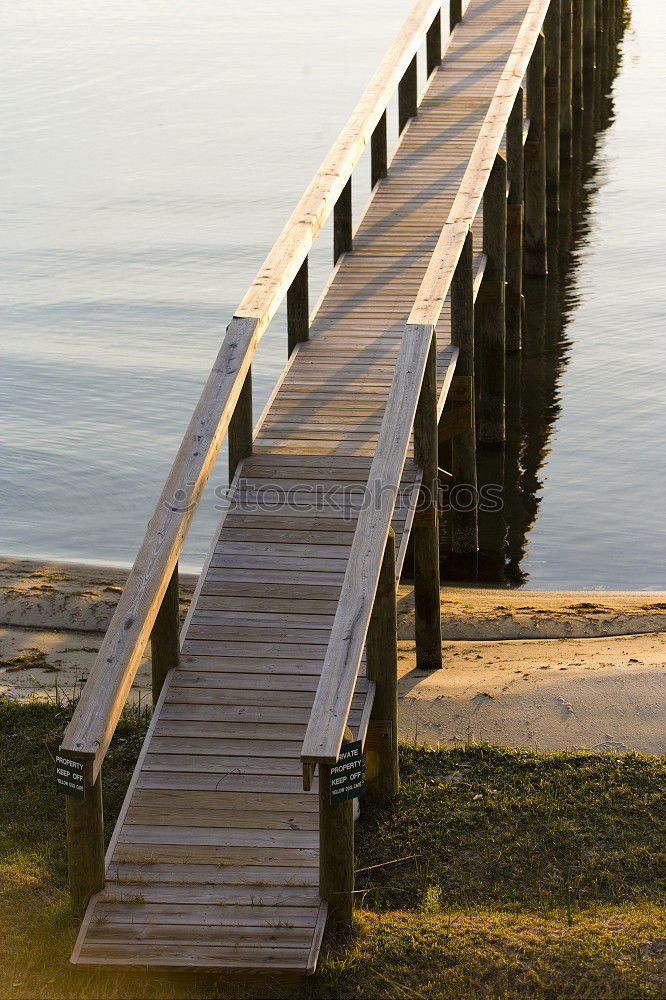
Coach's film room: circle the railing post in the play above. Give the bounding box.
[525,32,548,277]
[371,112,388,189]
[560,0,574,159]
[333,178,353,264]
[544,0,561,212]
[595,0,604,70]
[413,329,442,671]
[150,562,179,704]
[228,367,253,483]
[426,11,442,77]
[572,0,584,111]
[477,151,507,446]
[66,761,105,914]
[506,86,524,353]
[607,0,616,70]
[584,0,596,71]
[398,56,418,133]
[287,257,309,356]
[607,0,616,51]
[450,0,463,32]
[319,725,354,934]
[366,528,399,799]
[450,229,478,557]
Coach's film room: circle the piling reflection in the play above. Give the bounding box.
[443,9,627,586]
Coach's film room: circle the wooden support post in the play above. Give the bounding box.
[333,178,352,263]
[228,366,253,482]
[150,562,179,704]
[426,11,441,77]
[450,230,478,556]
[560,0,573,158]
[450,0,463,31]
[506,86,524,353]
[525,32,547,277]
[66,761,105,914]
[584,0,596,71]
[477,151,507,446]
[544,0,561,212]
[572,0,584,110]
[371,111,388,189]
[607,0,616,49]
[398,56,417,133]
[366,528,399,799]
[476,445,507,582]
[287,256,309,356]
[413,330,442,671]
[319,725,354,934]
[595,0,605,82]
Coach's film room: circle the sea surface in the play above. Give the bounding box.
[1,0,663,588]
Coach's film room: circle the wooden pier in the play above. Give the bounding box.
[59,0,624,975]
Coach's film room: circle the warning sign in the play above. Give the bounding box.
[330,739,363,803]
[55,751,86,800]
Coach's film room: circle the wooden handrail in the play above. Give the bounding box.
[300,0,551,777]
[300,316,461,775]
[60,0,448,776]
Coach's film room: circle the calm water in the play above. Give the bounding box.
[1,1,663,588]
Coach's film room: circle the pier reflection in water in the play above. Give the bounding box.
[444,9,630,586]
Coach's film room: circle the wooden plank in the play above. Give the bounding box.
[117,826,319,849]
[148,737,304,758]
[98,884,320,907]
[106,862,317,885]
[95,902,319,925]
[141,754,309,777]
[137,771,319,793]
[76,942,312,969]
[111,843,319,866]
[125,807,319,832]
[132,786,318,811]
[87,920,314,947]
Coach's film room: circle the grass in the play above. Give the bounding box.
[0,698,664,999]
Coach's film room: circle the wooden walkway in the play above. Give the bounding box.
[61,0,611,974]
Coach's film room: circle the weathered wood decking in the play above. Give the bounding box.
[68,0,588,973]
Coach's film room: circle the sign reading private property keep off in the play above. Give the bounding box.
[330,739,363,803]
[55,750,86,800]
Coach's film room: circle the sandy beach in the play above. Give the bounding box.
[1,555,664,754]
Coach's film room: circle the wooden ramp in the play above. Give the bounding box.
[66,0,558,973]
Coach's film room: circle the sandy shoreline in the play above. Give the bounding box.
[1,556,664,754]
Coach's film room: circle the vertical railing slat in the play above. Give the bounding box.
[413,330,443,670]
[333,178,353,263]
[150,563,179,704]
[450,229,478,558]
[366,528,399,799]
[477,152,507,446]
[287,256,309,355]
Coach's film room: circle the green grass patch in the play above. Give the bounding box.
[356,743,666,915]
[0,698,664,999]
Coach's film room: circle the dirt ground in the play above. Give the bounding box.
[1,556,664,754]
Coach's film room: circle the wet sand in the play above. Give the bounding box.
[1,557,664,754]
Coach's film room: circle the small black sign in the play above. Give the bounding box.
[55,751,86,800]
[330,739,363,803]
